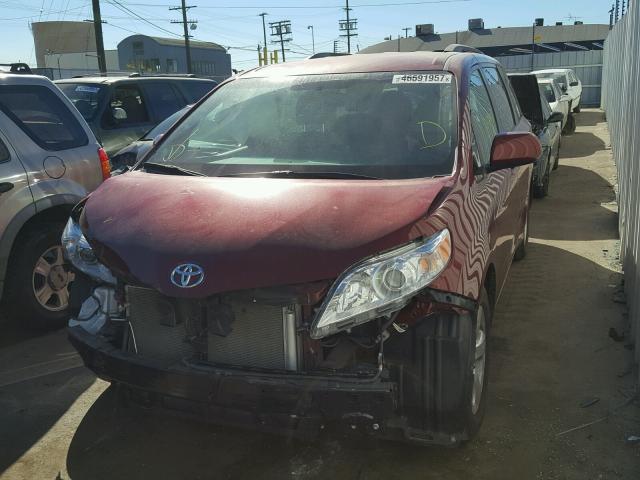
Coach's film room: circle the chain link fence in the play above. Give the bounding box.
[601,0,640,372]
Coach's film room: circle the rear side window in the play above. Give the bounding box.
[0,85,88,151]
[0,138,10,163]
[144,82,185,120]
[481,67,516,132]
[103,84,150,128]
[181,80,216,103]
[469,70,498,167]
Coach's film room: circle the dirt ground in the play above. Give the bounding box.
[0,109,638,480]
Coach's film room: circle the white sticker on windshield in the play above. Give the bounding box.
[392,73,452,84]
[75,85,100,93]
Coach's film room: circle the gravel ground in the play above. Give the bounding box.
[0,109,638,479]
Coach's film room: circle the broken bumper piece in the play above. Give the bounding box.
[68,326,457,445]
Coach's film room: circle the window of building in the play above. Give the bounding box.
[166,59,178,73]
[133,41,144,56]
[481,67,516,132]
[0,85,88,151]
[468,70,498,167]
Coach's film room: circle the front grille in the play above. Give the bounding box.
[125,286,299,370]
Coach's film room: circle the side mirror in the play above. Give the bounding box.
[153,134,164,146]
[559,83,568,93]
[569,81,579,87]
[547,111,564,124]
[112,107,127,121]
[489,132,541,172]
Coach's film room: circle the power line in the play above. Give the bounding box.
[119,0,472,9]
[106,0,181,37]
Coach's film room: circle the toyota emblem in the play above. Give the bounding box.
[170,263,205,288]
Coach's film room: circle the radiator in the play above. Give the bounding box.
[125,286,299,370]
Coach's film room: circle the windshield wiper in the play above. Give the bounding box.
[219,170,382,180]
[142,162,205,177]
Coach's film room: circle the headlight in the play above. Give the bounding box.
[311,229,451,339]
[61,217,116,285]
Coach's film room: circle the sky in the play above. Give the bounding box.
[0,0,613,70]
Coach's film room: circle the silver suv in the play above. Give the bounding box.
[0,73,107,328]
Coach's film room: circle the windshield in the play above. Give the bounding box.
[142,105,191,141]
[57,83,107,121]
[539,83,556,103]
[144,71,457,179]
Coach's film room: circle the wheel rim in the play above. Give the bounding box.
[471,306,486,415]
[32,245,75,312]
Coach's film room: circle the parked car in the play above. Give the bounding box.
[66,50,541,446]
[532,68,582,113]
[0,73,108,328]
[509,74,563,197]
[55,75,216,157]
[110,104,192,171]
[537,78,571,134]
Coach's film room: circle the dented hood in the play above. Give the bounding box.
[82,171,449,297]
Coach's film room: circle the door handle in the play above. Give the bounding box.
[0,182,14,194]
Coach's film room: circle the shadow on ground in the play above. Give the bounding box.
[573,110,605,127]
[531,164,618,241]
[65,244,637,480]
[560,131,607,158]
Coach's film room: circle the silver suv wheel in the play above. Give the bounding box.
[32,245,74,312]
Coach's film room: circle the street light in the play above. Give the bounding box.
[307,25,315,53]
[258,12,268,49]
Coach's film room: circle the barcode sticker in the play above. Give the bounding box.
[392,73,452,84]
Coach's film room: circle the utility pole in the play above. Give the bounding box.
[333,40,339,53]
[530,22,535,70]
[339,0,358,53]
[91,0,107,75]
[269,20,292,62]
[170,0,197,74]
[622,0,626,16]
[615,0,620,22]
[307,25,315,53]
[402,27,411,38]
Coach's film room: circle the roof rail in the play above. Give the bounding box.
[128,73,198,78]
[306,52,351,59]
[0,63,32,74]
[443,44,484,54]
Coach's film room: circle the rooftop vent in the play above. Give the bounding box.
[535,18,544,26]
[468,18,484,30]
[415,23,435,36]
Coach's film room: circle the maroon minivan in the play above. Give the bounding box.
[64,50,541,445]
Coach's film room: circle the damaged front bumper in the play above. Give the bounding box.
[68,324,463,446]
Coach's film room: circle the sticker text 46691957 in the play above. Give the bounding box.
[392,73,452,84]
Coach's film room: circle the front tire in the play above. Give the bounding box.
[553,141,561,170]
[514,203,529,261]
[462,287,492,440]
[4,223,74,330]
[533,158,551,198]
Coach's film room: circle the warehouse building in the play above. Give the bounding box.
[117,35,232,82]
[361,20,609,105]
